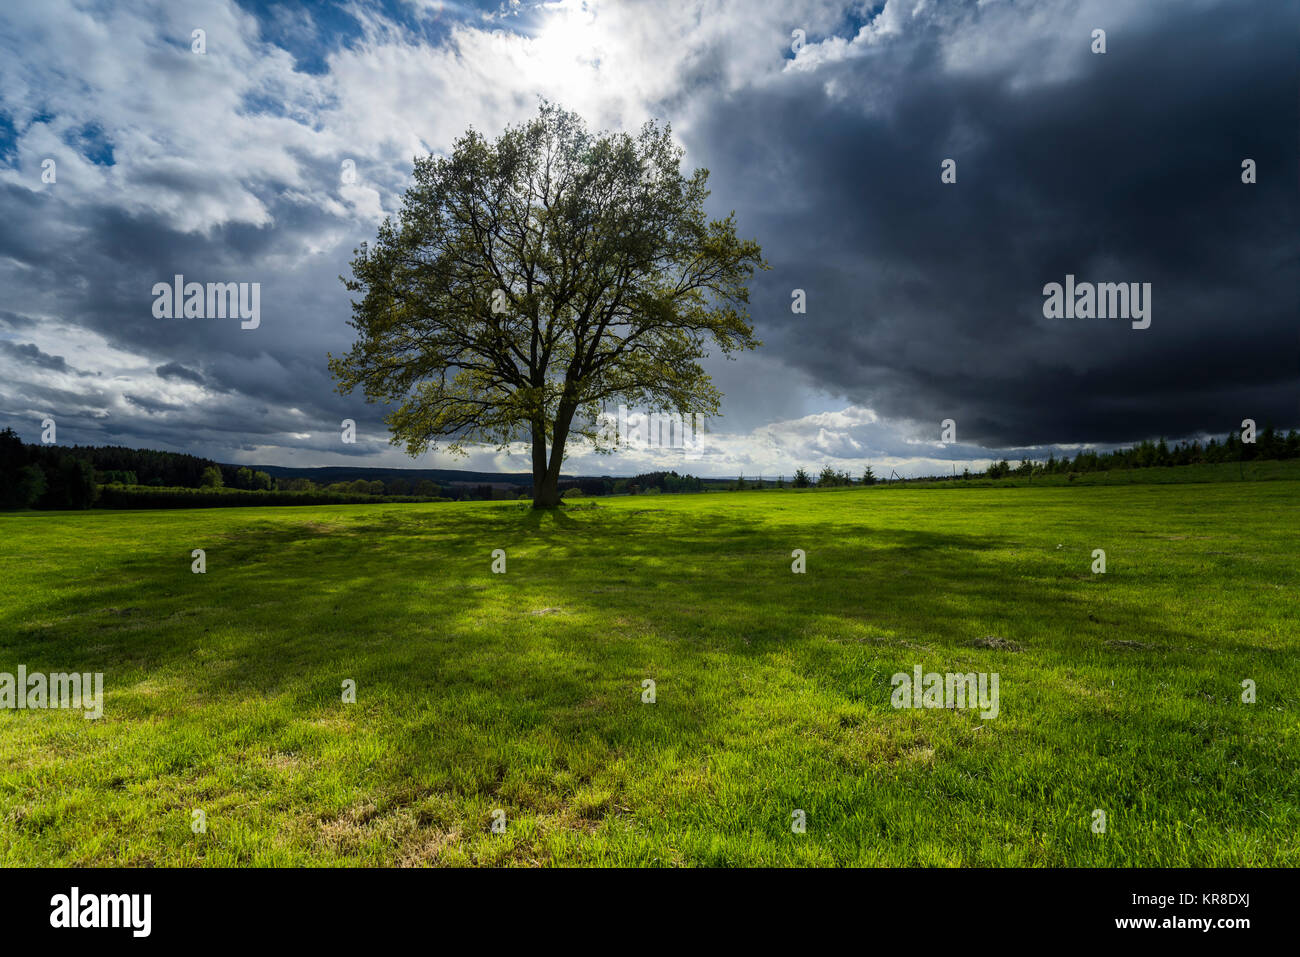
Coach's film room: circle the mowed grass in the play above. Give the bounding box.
[0,483,1296,866]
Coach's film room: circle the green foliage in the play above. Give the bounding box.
[25,438,217,487]
[980,431,1300,481]
[276,477,318,492]
[15,464,46,508]
[43,457,98,509]
[1,429,94,509]
[200,466,224,488]
[96,469,138,485]
[231,467,272,490]
[0,429,35,509]
[817,466,853,487]
[622,471,702,494]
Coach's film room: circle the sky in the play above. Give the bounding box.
[0,0,1295,479]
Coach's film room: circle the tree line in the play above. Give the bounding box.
[982,430,1299,480]
[0,430,457,509]
[4,426,1296,509]
[0,430,713,509]
[776,428,1300,487]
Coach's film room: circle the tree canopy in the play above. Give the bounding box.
[330,102,766,506]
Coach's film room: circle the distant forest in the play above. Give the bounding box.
[0,428,705,509]
[0,425,1296,509]
[801,427,1300,488]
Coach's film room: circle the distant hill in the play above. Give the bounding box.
[251,464,579,488]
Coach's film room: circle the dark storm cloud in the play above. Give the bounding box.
[1,0,1293,472]
[0,180,391,455]
[0,309,38,330]
[691,0,1299,447]
[155,361,206,385]
[0,340,76,374]
[124,393,182,414]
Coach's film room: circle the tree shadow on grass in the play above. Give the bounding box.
[10,506,1220,686]
[4,501,1281,834]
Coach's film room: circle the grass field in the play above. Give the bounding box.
[1,481,1297,866]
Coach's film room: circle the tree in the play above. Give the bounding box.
[792,467,811,488]
[330,103,766,507]
[862,465,876,486]
[16,465,46,506]
[43,456,97,509]
[0,428,35,509]
[818,465,837,486]
[200,466,223,488]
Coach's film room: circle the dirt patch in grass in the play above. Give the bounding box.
[397,826,462,866]
[970,635,1022,652]
[267,751,301,771]
[905,746,936,765]
[316,801,383,854]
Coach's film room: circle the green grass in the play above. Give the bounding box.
[1,481,1296,866]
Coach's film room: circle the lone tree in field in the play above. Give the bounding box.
[329,103,766,507]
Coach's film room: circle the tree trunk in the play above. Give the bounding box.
[532,403,575,509]
[531,418,558,508]
[533,471,561,508]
